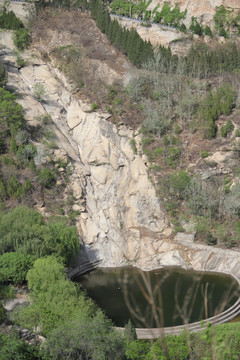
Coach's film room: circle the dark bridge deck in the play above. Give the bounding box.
[118,297,240,339]
[65,260,102,279]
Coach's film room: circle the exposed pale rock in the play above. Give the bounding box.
[67,100,86,129]
[206,151,238,164]
[91,165,110,185]
[176,232,195,242]
[54,149,68,163]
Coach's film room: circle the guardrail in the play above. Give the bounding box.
[117,297,240,339]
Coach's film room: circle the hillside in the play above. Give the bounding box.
[0,1,240,359]
[148,0,240,26]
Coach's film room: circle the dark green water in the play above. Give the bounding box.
[76,267,240,328]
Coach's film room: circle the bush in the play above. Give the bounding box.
[204,26,212,36]
[200,150,208,158]
[0,252,35,284]
[38,168,56,188]
[235,129,240,137]
[13,28,31,51]
[16,143,36,165]
[130,139,137,154]
[206,232,217,245]
[0,61,7,87]
[0,88,25,131]
[0,303,6,324]
[13,256,95,335]
[153,147,164,157]
[33,83,46,102]
[6,176,21,197]
[0,332,42,359]
[0,206,80,264]
[91,102,98,111]
[0,10,23,30]
[219,27,227,37]
[161,170,191,200]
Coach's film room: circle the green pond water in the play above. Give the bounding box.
[76,267,240,328]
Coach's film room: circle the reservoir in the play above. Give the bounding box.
[76,267,240,328]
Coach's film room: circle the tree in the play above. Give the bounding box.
[38,168,56,188]
[45,310,126,360]
[0,61,7,87]
[0,88,25,132]
[0,332,42,360]
[0,252,35,284]
[0,206,80,264]
[13,28,31,51]
[12,256,96,335]
[204,25,212,37]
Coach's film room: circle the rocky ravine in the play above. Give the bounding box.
[1,33,240,284]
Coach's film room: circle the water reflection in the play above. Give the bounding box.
[76,267,240,328]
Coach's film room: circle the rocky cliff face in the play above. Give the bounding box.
[1,32,240,283]
[148,0,240,26]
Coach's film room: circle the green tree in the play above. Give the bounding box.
[13,28,31,51]
[12,256,95,335]
[0,88,25,132]
[0,206,80,264]
[0,252,35,284]
[45,310,126,360]
[125,340,150,359]
[0,332,42,360]
[0,61,7,87]
[204,25,212,36]
[38,168,56,188]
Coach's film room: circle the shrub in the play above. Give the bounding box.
[13,28,31,51]
[225,119,234,132]
[130,139,137,154]
[161,170,191,200]
[235,129,240,137]
[0,252,35,284]
[6,176,21,197]
[33,83,47,102]
[153,147,164,157]
[200,150,208,158]
[12,256,94,335]
[38,168,56,188]
[0,88,25,131]
[204,26,212,36]
[0,10,23,30]
[0,61,7,87]
[0,303,6,324]
[220,125,227,137]
[0,206,80,264]
[219,27,227,37]
[220,120,234,137]
[91,102,98,111]
[206,232,217,245]
[15,130,28,146]
[0,332,42,359]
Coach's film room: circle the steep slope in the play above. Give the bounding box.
[1,7,240,283]
[148,0,240,26]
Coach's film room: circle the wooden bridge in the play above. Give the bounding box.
[118,297,240,339]
[65,260,102,279]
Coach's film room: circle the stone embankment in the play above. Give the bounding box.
[1,34,240,291]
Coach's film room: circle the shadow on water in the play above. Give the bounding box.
[75,267,240,328]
